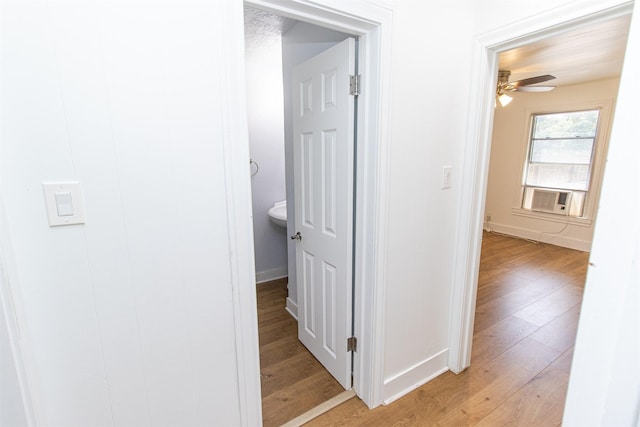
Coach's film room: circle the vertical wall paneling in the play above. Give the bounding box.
[1,2,246,425]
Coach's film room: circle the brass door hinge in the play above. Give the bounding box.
[347,336,357,352]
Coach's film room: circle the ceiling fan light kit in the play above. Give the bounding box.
[496,69,556,107]
[498,93,513,107]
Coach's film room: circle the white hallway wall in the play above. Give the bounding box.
[380,0,638,410]
[245,33,288,283]
[1,1,253,425]
[380,0,477,400]
[485,78,620,251]
[0,250,29,426]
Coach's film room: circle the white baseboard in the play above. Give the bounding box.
[382,349,449,404]
[487,222,591,252]
[255,266,288,284]
[285,296,298,320]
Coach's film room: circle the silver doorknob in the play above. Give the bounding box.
[290,232,302,241]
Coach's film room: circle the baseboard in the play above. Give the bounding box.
[255,266,288,284]
[382,349,449,404]
[486,222,591,252]
[285,296,298,320]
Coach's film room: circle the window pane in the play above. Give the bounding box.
[526,163,590,190]
[523,109,600,215]
[533,110,599,138]
[530,138,594,164]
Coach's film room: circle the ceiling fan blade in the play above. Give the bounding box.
[514,86,556,92]
[511,74,556,87]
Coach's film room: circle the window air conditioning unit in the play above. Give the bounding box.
[531,189,572,215]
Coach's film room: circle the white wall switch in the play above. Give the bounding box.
[54,191,74,216]
[43,181,86,226]
[442,166,452,189]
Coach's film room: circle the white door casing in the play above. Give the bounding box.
[292,38,356,389]
[242,0,394,410]
[448,1,636,374]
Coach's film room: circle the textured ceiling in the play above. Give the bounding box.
[244,6,296,53]
[243,7,630,89]
[499,15,631,88]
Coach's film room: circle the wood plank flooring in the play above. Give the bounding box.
[305,232,589,426]
[257,278,344,426]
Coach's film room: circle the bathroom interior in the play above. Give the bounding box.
[244,5,352,424]
[244,5,352,298]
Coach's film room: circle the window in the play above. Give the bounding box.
[522,109,600,217]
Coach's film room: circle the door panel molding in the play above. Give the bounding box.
[293,38,354,388]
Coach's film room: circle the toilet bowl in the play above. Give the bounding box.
[267,200,287,228]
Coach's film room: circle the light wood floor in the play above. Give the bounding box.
[257,278,344,426]
[305,231,589,426]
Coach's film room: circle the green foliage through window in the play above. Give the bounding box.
[526,110,600,191]
[533,110,599,139]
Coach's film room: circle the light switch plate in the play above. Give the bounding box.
[42,181,86,226]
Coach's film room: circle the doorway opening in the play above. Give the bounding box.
[484,15,630,248]
[449,2,633,377]
[242,1,392,423]
[244,8,354,422]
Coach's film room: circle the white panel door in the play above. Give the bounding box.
[292,38,355,389]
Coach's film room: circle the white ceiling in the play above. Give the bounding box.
[243,6,296,53]
[243,7,631,90]
[499,15,631,88]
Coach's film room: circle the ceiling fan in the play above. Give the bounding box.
[496,70,556,106]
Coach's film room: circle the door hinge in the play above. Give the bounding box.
[349,75,360,96]
[347,336,357,352]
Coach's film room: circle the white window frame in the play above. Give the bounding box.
[512,100,616,224]
[522,108,601,217]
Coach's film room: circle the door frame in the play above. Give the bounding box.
[230,0,394,420]
[448,0,635,373]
